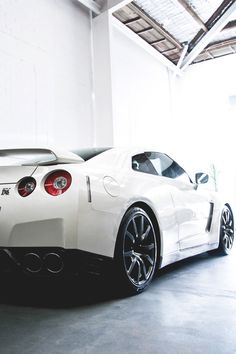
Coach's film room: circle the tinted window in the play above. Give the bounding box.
[132,151,191,183]
[132,153,157,175]
[146,151,191,183]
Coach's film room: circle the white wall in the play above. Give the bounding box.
[110,18,172,149]
[0,0,93,149]
[173,54,236,207]
[1,0,235,206]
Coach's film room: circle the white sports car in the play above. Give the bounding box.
[0,147,234,294]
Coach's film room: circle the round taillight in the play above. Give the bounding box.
[18,177,37,197]
[44,170,72,196]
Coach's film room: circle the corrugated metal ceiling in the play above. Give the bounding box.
[134,0,200,43]
[187,0,223,22]
[113,0,236,67]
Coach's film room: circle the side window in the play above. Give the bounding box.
[132,153,157,175]
[145,151,191,183]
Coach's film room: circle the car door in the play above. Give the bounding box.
[145,152,212,250]
[132,152,179,256]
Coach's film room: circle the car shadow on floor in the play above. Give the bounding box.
[0,251,219,308]
[0,272,120,308]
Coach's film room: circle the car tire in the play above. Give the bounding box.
[114,207,158,295]
[210,205,234,256]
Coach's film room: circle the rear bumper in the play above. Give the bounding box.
[0,247,113,277]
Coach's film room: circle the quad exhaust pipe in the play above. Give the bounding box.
[0,249,15,270]
[44,253,64,274]
[22,252,64,274]
[23,253,42,273]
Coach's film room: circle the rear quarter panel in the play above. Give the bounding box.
[77,164,179,259]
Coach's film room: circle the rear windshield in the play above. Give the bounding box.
[72,147,111,161]
[0,150,56,166]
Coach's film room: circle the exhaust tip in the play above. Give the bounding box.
[23,253,42,273]
[0,249,13,270]
[44,253,64,274]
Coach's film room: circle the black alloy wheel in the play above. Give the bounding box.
[115,207,158,294]
[219,205,234,254]
[210,205,234,256]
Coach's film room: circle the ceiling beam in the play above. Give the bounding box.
[76,0,101,15]
[123,16,140,25]
[189,0,235,50]
[223,19,236,30]
[181,0,236,70]
[149,38,166,45]
[172,43,189,78]
[162,47,180,55]
[174,0,208,32]
[128,2,182,49]
[102,0,133,13]
[136,26,153,34]
[206,0,235,28]
[205,37,236,51]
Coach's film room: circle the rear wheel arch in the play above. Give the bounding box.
[225,203,234,217]
[115,201,162,269]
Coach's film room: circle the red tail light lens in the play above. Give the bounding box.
[44,170,72,196]
[18,177,37,197]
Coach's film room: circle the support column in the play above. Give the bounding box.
[92,11,114,146]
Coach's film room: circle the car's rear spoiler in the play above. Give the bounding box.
[0,148,84,165]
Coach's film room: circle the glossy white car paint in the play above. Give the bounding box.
[0,147,226,269]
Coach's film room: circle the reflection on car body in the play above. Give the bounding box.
[0,147,234,294]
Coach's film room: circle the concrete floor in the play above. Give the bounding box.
[0,247,236,354]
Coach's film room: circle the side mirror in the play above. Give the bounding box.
[195,172,209,184]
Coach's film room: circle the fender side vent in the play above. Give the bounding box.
[206,202,214,232]
[86,176,92,203]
